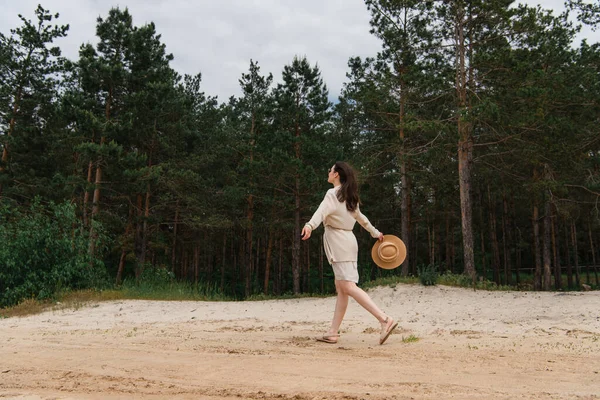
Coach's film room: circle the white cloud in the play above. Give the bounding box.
[1,0,598,102]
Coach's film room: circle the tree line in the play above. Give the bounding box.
[1,1,599,306]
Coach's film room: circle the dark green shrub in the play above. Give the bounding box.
[137,264,176,287]
[417,264,439,286]
[0,200,108,308]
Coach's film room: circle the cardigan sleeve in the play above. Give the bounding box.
[305,190,337,231]
[352,205,381,238]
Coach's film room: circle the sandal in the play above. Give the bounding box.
[316,334,340,344]
[379,317,398,345]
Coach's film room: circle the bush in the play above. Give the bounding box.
[0,199,108,308]
[136,264,176,287]
[438,271,472,286]
[417,264,439,286]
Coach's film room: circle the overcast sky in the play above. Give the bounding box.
[1,0,598,102]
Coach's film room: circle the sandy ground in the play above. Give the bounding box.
[1,284,599,400]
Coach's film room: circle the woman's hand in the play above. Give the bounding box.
[378,232,384,242]
[301,226,312,241]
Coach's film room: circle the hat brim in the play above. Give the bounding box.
[371,235,407,270]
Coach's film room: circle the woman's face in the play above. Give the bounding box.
[327,165,338,184]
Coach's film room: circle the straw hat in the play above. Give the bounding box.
[371,235,407,270]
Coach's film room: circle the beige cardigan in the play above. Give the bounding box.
[305,187,380,264]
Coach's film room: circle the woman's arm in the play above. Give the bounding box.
[352,205,381,239]
[302,190,336,240]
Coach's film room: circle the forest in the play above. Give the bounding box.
[1,1,599,308]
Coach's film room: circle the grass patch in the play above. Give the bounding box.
[0,280,232,318]
[246,292,330,301]
[118,279,231,302]
[401,334,420,343]
[0,289,122,318]
[361,275,419,290]
[0,298,50,318]
[437,273,515,291]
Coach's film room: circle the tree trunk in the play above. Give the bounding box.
[278,237,283,295]
[589,221,599,286]
[238,233,245,297]
[256,237,260,287]
[265,229,274,294]
[221,233,227,292]
[292,94,302,294]
[542,200,552,291]
[455,3,475,279]
[551,209,561,290]
[399,74,411,276]
[138,181,151,273]
[292,215,301,294]
[116,204,134,285]
[445,213,452,272]
[511,195,520,285]
[571,221,581,288]
[171,199,180,272]
[180,249,185,280]
[116,250,127,285]
[88,136,106,260]
[428,221,435,266]
[584,224,591,285]
[478,188,487,281]
[532,203,542,290]
[502,195,513,285]
[306,241,312,292]
[245,216,253,297]
[488,185,501,285]
[458,138,475,279]
[83,160,94,227]
[436,219,442,272]
[400,160,411,276]
[134,194,143,277]
[246,111,256,296]
[412,222,418,276]
[194,244,199,286]
[231,233,237,296]
[89,81,113,258]
[564,220,573,289]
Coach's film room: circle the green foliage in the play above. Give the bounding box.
[437,272,517,291]
[417,264,439,286]
[0,5,69,200]
[135,265,176,287]
[360,274,419,290]
[401,335,420,343]
[567,0,600,29]
[120,272,229,301]
[437,271,472,287]
[0,200,108,308]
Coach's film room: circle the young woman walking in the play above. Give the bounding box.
[301,162,398,345]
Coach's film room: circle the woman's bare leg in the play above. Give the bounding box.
[337,280,388,323]
[327,280,349,335]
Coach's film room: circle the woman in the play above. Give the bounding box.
[301,162,398,345]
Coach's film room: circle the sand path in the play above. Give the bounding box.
[1,285,599,399]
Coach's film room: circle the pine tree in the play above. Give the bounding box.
[0,5,68,199]
[273,56,332,294]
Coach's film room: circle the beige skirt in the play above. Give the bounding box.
[331,261,359,283]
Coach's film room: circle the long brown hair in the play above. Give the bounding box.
[333,161,359,212]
